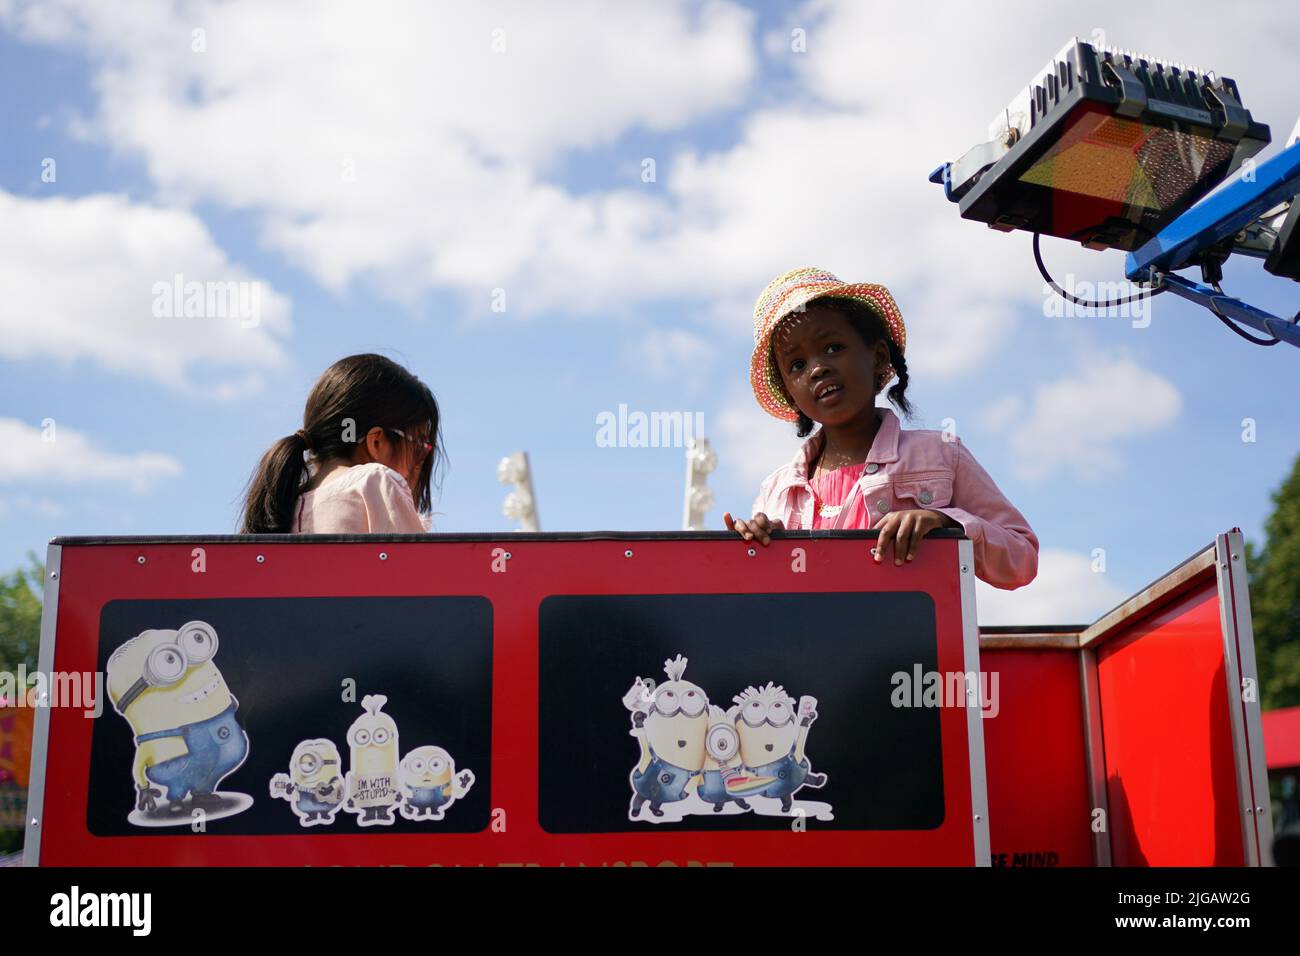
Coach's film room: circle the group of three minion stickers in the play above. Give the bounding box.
[106,622,474,829]
[269,694,475,828]
[623,655,832,823]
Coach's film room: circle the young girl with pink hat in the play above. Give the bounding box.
[724,267,1038,589]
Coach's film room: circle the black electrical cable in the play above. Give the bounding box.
[1034,233,1289,345]
[1207,282,1280,346]
[1033,233,1166,309]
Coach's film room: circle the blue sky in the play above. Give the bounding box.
[1,0,1297,624]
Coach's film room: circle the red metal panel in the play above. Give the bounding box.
[35,535,983,866]
[1262,705,1300,771]
[1096,582,1244,866]
[980,648,1093,866]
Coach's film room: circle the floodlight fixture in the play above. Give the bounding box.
[932,38,1300,349]
[939,38,1270,251]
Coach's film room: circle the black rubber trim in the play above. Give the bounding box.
[51,529,969,546]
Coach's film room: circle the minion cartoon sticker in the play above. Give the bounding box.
[733,683,830,817]
[698,704,773,813]
[398,745,475,820]
[106,621,252,826]
[623,655,710,822]
[270,739,345,827]
[622,658,833,823]
[344,694,400,826]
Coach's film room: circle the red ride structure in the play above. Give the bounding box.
[21,529,1272,866]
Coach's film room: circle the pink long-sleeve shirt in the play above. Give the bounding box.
[751,408,1038,590]
[290,462,429,534]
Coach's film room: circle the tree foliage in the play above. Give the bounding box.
[1247,454,1300,710]
[0,553,43,679]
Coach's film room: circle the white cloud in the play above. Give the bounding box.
[0,0,757,311]
[990,355,1181,482]
[0,496,65,519]
[0,417,182,492]
[6,0,1294,363]
[628,328,714,380]
[0,0,1040,364]
[712,387,805,494]
[28,1,758,172]
[788,0,1300,156]
[976,547,1126,626]
[0,190,292,397]
[980,395,1023,432]
[655,106,1040,375]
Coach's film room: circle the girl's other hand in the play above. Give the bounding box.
[872,509,958,565]
[722,511,784,546]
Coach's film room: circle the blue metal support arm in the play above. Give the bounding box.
[1152,272,1300,347]
[1126,139,1300,279]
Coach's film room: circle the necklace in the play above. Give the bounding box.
[812,413,881,479]
[812,444,866,479]
[811,445,864,518]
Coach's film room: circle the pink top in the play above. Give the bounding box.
[752,407,1038,590]
[809,463,869,530]
[290,462,429,534]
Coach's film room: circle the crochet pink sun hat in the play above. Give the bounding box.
[750,266,907,422]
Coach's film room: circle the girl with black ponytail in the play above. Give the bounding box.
[723,268,1038,590]
[239,354,444,534]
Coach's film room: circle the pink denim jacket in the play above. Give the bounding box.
[751,408,1039,590]
[291,462,431,534]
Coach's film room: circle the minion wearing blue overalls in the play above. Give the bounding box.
[624,655,709,819]
[398,745,475,820]
[734,683,827,813]
[137,703,248,805]
[270,739,344,826]
[107,621,250,813]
